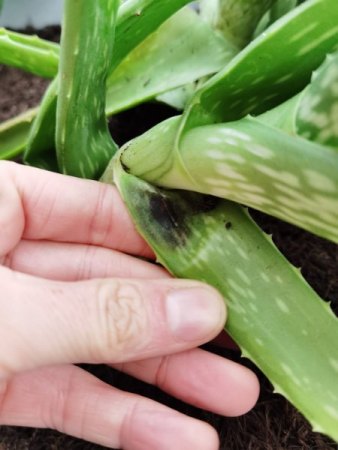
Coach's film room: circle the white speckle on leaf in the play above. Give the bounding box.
[218,128,253,142]
[289,22,318,43]
[303,169,337,193]
[298,26,338,56]
[276,298,290,314]
[329,358,338,372]
[207,136,223,144]
[214,162,247,181]
[261,272,270,283]
[324,405,338,421]
[244,143,274,159]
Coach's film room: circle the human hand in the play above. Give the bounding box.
[0,162,259,450]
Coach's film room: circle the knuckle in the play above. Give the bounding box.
[2,251,14,270]
[0,160,16,177]
[0,279,26,376]
[0,362,12,381]
[0,162,16,203]
[154,355,171,391]
[0,162,17,195]
[95,281,149,361]
[120,398,144,448]
[0,344,20,379]
[76,245,99,280]
[88,183,116,246]
[0,378,10,417]
[0,162,23,257]
[42,368,76,433]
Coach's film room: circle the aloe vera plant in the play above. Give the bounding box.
[0,0,338,443]
[0,1,234,171]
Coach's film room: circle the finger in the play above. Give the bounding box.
[4,240,169,281]
[113,348,259,417]
[0,271,226,376]
[0,161,153,258]
[0,365,219,450]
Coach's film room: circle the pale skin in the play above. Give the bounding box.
[0,161,259,450]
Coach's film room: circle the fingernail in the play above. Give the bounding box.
[166,287,225,342]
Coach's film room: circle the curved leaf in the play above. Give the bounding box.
[0,28,59,78]
[112,151,338,442]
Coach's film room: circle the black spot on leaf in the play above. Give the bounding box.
[147,190,219,248]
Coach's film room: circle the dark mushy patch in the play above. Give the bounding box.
[147,189,220,248]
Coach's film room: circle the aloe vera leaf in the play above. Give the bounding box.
[255,91,301,133]
[0,108,37,160]
[24,80,59,171]
[118,114,338,243]
[296,53,338,149]
[156,84,196,111]
[110,0,195,72]
[270,0,299,20]
[258,51,338,151]
[105,7,236,115]
[181,0,338,132]
[113,156,338,441]
[180,119,338,243]
[0,28,59,78]
[253,0,298,38]
[200,0,276,49]
[55,0,119,179]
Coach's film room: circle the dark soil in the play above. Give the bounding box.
[0,28,337,450]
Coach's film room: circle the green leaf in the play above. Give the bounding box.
[156,84,196,111]
[119,115,338,243]
[113,153,338,442]
[253,0,299,38]
[258,50,338,151]
[0,108,37,160]
[200,0,276,49]
[181,0,338,131]
[112,0,194,71]
[24,80,59,171]
[0,28,59,78]
[270,0,299,20]
[56,0,119,179]
[296,52,338,149]
[178,119,338,243]
[105,7,236,115]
